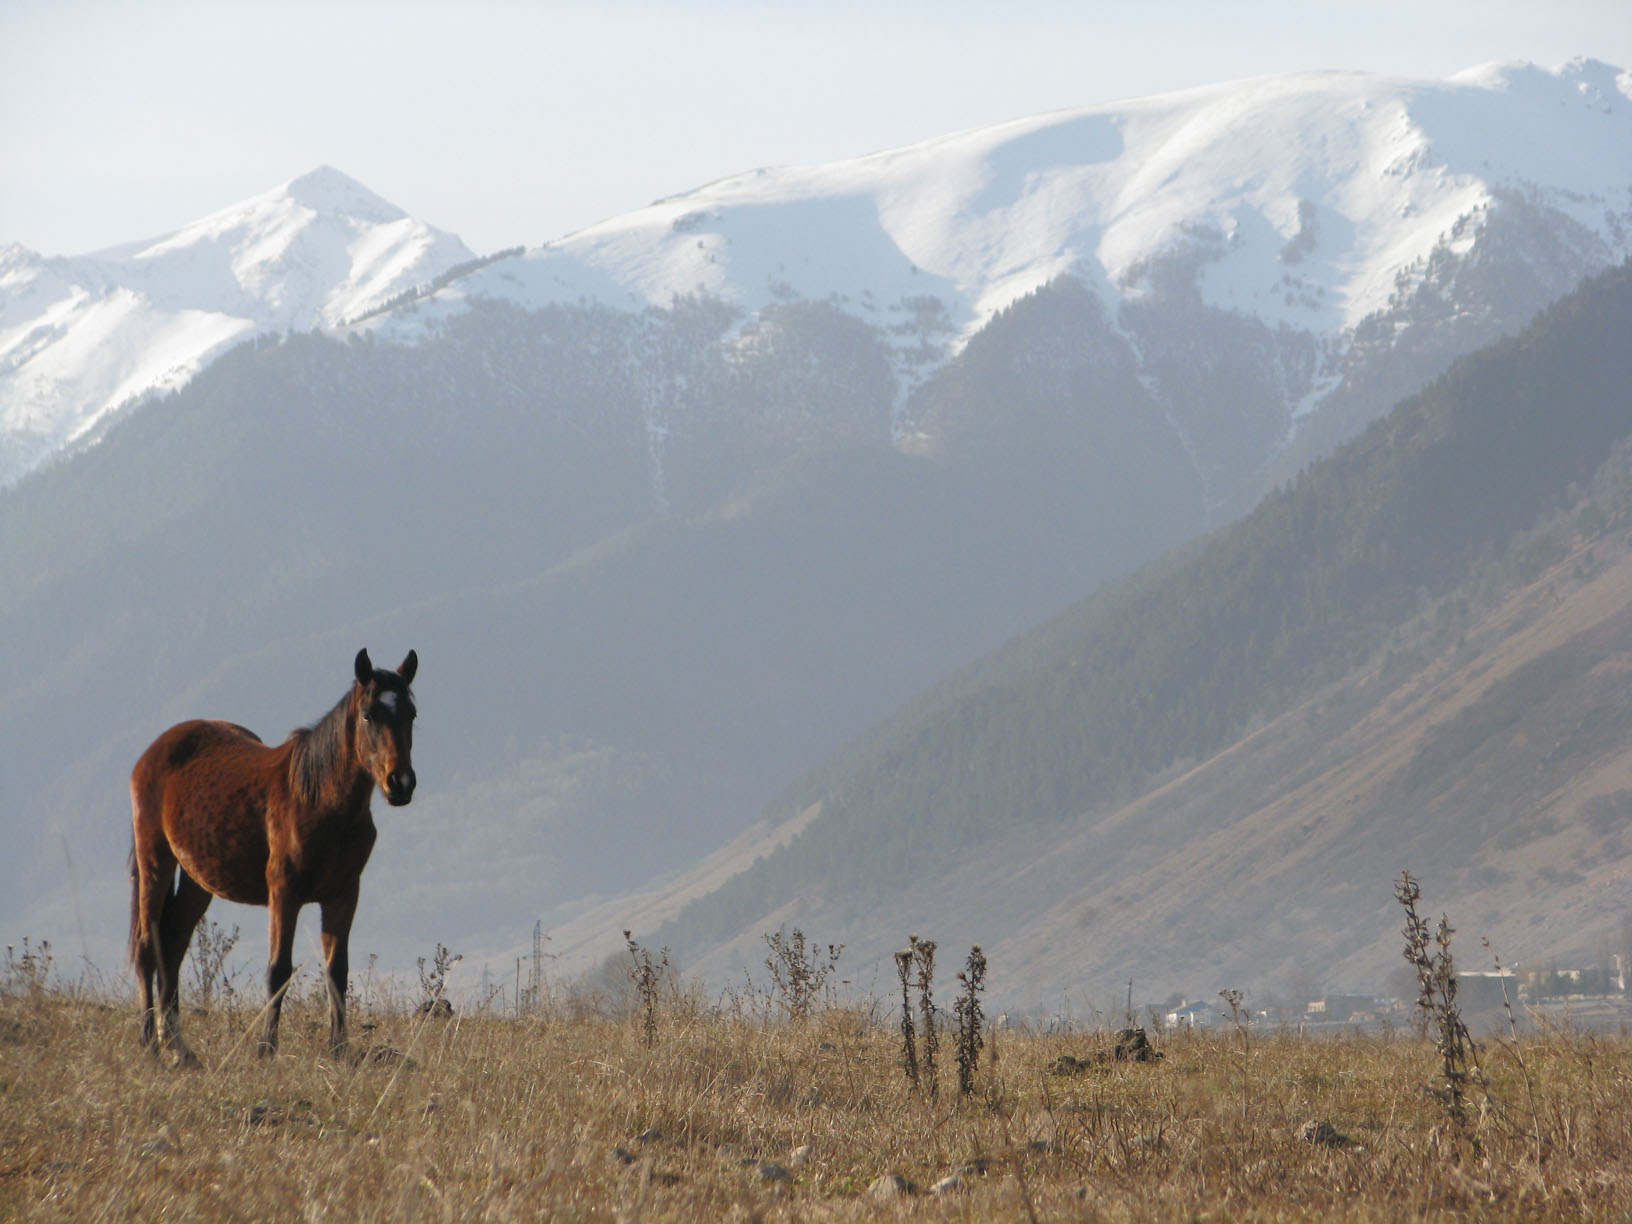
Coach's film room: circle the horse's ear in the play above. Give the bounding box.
[397,650,418,685]
[354,649,373,687]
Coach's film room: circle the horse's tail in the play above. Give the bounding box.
[128,766,150,968]
[127,835,141,967]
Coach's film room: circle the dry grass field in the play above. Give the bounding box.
[3,960,1631,1223]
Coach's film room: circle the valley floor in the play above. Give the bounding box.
[2,986,1629,1221]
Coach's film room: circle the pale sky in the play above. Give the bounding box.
[3,0,1629,258]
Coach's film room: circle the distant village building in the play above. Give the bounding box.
[1166,1000,1222,1029]
[1517,964,1615,999]
[1306,994,1375,1023]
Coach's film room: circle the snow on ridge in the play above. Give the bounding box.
[0,167,475,485]
[429,58,1631,352]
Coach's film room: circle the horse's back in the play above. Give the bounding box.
[138,717,261,767]
[132,719,278,905]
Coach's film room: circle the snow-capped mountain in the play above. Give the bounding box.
[437,57,1629,346]
[0,167,474,485]
[405,57,1630,481]
[4,60,1629,493]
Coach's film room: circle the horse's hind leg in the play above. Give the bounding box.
[133,901,159,1052]
[130,837,173,1056]
[130,847,155,1051]
[154,870,211,1068]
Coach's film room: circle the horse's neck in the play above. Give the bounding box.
[292,694,370,813]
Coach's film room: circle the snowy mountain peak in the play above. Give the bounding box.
[281,165,407,222]
[116,164,436,323]
[1,168,475,485]
[416,59,1630,366]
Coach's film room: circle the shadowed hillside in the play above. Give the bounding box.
[0,289,1203,968]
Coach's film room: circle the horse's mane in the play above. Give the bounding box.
[289,689,355,807]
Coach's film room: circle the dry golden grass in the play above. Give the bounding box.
[3,983,1630,1221]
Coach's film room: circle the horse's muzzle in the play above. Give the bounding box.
[386,769,416,806]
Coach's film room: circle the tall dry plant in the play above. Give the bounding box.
[914,937,940,1100]
[893,934,941,1097]
[894,944,919,1093]
[2,938,52,998]
[624,930,669,1048]
[416,942,462,1017]
[1396,870,1481,1133]
[1218,987,1250,1120]
[762,928,844,1021]
[954,945,988,1096]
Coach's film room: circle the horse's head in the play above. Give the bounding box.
[353,648,418,806]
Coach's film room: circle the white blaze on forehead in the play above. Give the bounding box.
[377,690,399,713]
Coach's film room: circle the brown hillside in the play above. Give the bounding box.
[661,514,1632,1011]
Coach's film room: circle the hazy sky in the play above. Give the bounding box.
[4,0,1629,257]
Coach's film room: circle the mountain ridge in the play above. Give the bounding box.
[412,60,1630,397]
[5,60,1629,495]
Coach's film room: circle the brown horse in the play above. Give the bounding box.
[129,648,418,1064]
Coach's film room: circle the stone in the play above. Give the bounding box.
[868,1173,915,1200]
[1113,1027,1163,1062]
[1297,1119,1349,1146]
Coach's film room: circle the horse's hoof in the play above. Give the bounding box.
[174,1049,203,1071]
[256,1041,278,1060]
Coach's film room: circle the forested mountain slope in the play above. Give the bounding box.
[650,262,1632,1006]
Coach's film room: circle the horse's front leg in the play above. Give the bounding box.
[319,885,359,1058]
[260,888,301,1057]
